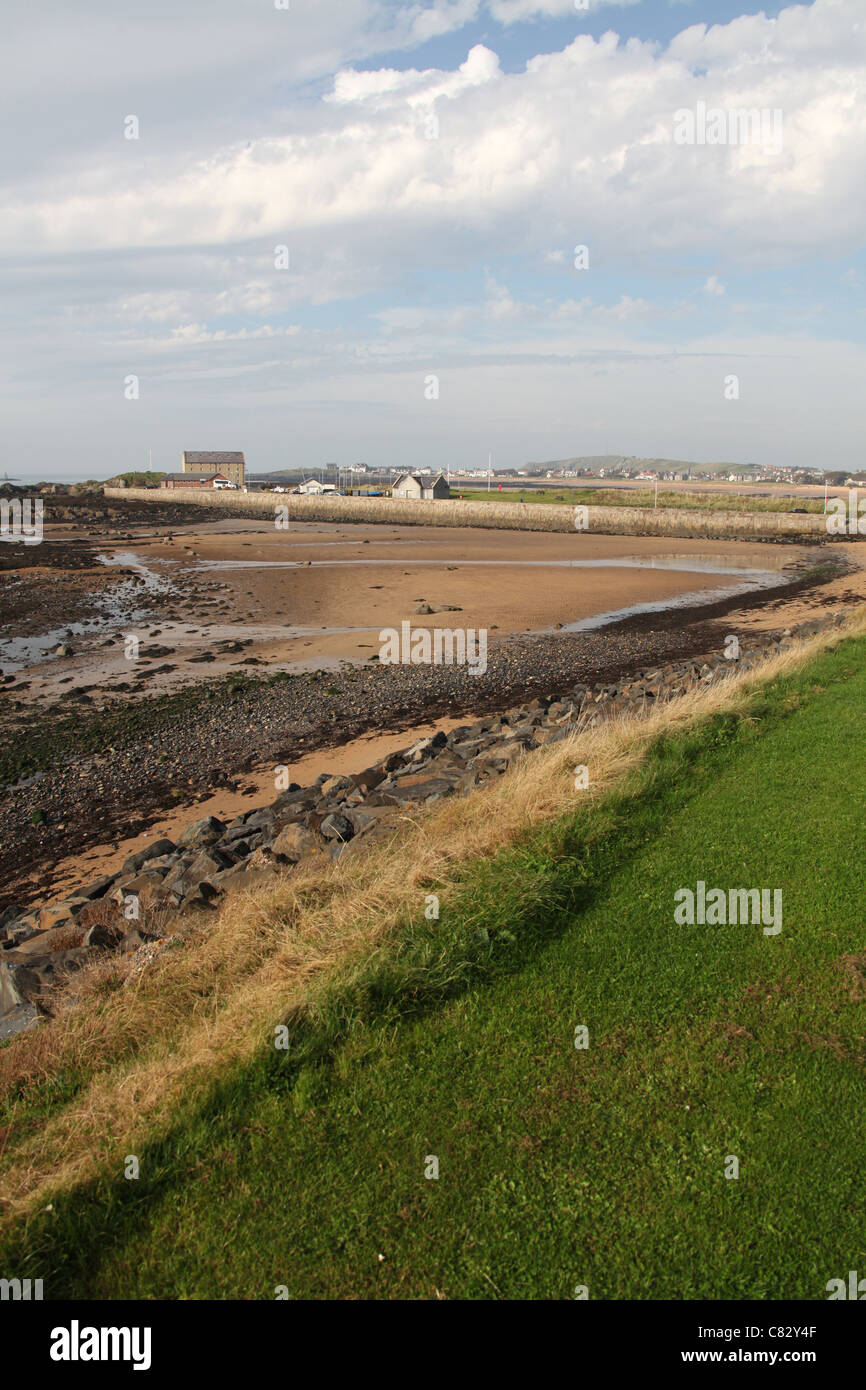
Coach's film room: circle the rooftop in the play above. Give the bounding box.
[182,451,245,465]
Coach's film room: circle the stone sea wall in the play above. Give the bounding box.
[103,486,828,541]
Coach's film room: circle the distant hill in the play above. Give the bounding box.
[254,469,307,479]
[104,471,166,488]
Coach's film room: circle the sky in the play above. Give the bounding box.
[1,0,864,481]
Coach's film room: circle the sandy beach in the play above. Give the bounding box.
[2,518,811,702]
[0,498,854,911]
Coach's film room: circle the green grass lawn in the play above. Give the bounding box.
[457,486,825,514]
[4,638,866,1299]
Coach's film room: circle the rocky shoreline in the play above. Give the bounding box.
[0,554,846,912]
[0,610,848,1039]
[0,614,802,909]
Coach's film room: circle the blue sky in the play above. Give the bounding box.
[1,0,864,479]
[388,1,792,72]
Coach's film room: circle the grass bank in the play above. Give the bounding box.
[2,620,865,1297]
[459,486,826,515]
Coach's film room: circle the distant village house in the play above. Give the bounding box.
[162,472,233,490]
[181,451,246,487]
[391,473,451,500]
[293,478,338,495]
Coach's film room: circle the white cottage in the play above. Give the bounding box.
[293,478,338,495]
[392,473,451,500]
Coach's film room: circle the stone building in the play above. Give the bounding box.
[182,451,245,487]
[161,472,232,489]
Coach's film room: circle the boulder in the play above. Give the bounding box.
[179,882,221,910]
[14,924,83,956]
[0,958,31,1017]
[176,816,226,850]
[183,849,233,889]
[403,731,448,761]
[381,777,455,804]
[270,787,316,815]
[349,767,386,794]
[122,838,177,874]
[346,806,402,837]
[111,870,167,902]
[160,858,195,891]
[1,913,41,948]
[320,813,354,843]
[447,725,475,742]
[210,861,252,889]
[223,823,260,843]
[478,740,527,765]
[245,846,278,871]
[1,948,90,1002]
[36,903,78,933]
[0,956,41,1036]
[379,751,407,774]
[84,922,125,949]
[271,823,327,862]
[319,775,352,798]
[217,837,255,858]
[60,896,98,916]
[0,998,40,1039]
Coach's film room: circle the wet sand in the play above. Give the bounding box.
[5,520,808,702]
[0,508,851,912]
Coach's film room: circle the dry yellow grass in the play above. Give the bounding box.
[2,610,865,1222]
[105,486,827,538]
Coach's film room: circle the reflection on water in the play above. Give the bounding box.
[192,555,789,576]
[0,544,799,675]
[0,553,174,672]
[560,578,775,633]
[96,551,174,592]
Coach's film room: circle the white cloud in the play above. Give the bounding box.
[327,42,502,108]
[3,0,866,477]
[4,0,864,277]
[486,0,639,23]
[594,294,653,320]
[484,271,520,317]
[402,0,483,43]
[167,323,300,345]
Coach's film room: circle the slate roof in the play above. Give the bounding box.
[182,452,245,465]
[164,472,227,481]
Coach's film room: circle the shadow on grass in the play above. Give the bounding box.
[0,651,847,1295]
